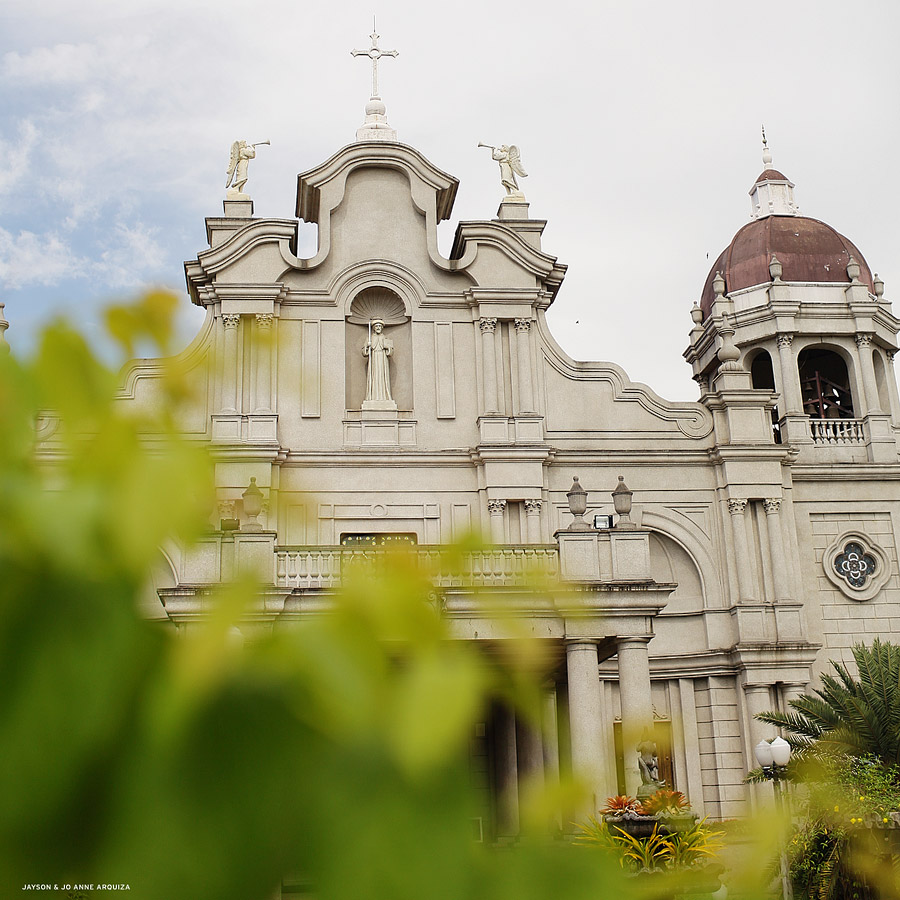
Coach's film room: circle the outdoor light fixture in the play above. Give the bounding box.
[754,736,792,777]
[753,737,794,900]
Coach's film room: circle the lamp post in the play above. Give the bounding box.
[755,737,793,900]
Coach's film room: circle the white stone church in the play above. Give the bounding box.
[96,59,900,837]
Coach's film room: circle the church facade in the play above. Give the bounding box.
[121,106,900,834]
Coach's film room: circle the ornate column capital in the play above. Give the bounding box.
[856,332,874,349]
[256,313,274,328]
[727,498,748,515]
[222,314,241,329]
[763,498,781,515]
[887,350,896,365]
[524,499,542,515]
[479,317,498,334]
[514,317,532,334]
[775,332,794,350]
[487,499,507,515]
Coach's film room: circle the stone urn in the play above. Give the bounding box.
[605,812,661,839]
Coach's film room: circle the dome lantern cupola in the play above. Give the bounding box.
[749,129,799,219]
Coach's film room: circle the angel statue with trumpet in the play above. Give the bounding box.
[478,143,527,199]
[225,139,270,199]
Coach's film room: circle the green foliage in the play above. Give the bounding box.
[0,297,648,900]
[757,641,900,769]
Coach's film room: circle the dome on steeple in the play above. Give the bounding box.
[699,134,875,316]
[699,215,875,316]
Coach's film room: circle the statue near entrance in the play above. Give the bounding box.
[363,319,394,406]
[636,735,664,799]
[478,142,528,199]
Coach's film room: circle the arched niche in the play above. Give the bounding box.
[649,532,704,614]
[798,346,855,418]
[345,287,413,410]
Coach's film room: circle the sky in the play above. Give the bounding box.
[2,0,899,400]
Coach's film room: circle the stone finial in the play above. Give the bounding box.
[769,254,783,282]
[761,124,772,167]
[0,301,8,353]
[847,256,861,284]
[566,476,590,531]
[242,477,264,532]
[713,272,726,298]
[874,274,885,299]
[690,303,704,325]
[612,475,634,526]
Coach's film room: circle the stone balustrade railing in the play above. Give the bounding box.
[809,417,865,445]
[274,545,560,590]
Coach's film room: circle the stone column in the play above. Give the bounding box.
[775,333,802,414]
[524,499,542,544]
[728,499,756,602]
[780,683,807,713]
[221,314,241,413]
[495,705,519,839]
[488,499,506,544]
[743,684,773,756]
[542,686,562,831]
[514,318,535,414]
[254,313,274,413]
[856,332,883,414]
[479,318,499,414]
[744,683,774,809]
[763,499,791,601]
[566,640,605,818]
[516,714,545,830]
[886,352,900,423]
[617,636,654,797]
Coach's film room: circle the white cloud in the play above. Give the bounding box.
[0,222,165,292]
[2,42,104,84]
[0,119,38,196]
[0,228,87,289]
[94,222,166,288]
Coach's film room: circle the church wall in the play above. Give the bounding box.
[798,506,900,677]
[694,677,747,819]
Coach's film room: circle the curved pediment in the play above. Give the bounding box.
[296,141,458,224]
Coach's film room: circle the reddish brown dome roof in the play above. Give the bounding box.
[700,215,874,316]
[755,168,790,184]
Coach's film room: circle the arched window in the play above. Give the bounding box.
[750,350,780,443]
[798,348,854,419]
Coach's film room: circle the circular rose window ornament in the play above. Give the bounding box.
[822,530,891,601]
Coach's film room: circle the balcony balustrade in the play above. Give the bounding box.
[808,417,865,445]
[274,545,560,590]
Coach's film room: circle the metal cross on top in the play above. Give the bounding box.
[351,21,398,100]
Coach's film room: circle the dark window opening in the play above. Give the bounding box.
[798,348,854,419]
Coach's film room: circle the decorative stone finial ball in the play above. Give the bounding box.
[366,99,386,116]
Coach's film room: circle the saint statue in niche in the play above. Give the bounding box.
[363,319,394,403]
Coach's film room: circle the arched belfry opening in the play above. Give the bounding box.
[798,347,854,419]
[345,286,413,411]
[749,349,781,443]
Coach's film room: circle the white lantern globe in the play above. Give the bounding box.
[771,737,792,767]
[755,739,774,767]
